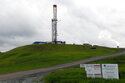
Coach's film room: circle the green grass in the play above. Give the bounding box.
[0,52,2,55]
[0,44,120,73]
[43,54,125,83]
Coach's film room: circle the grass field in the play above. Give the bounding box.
[43,54,125,83]
[0,52,2,55]
[0,44,120,73]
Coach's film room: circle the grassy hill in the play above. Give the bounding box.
[43,51,125,83]
[0,44,120,73]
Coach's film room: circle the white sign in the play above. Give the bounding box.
[84,64,102,78]
[102,64,119,79]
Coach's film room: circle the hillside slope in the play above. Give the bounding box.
[0,44,120,73]
[0,52,2,55]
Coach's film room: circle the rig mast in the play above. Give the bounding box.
[52,4,57,44]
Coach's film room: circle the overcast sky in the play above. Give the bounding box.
[0,0,125,52]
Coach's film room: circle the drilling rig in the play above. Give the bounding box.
[52,4,57,44]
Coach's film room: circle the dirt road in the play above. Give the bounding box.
[0,50,125,80]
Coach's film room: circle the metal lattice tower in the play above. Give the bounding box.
[52,4,57,44]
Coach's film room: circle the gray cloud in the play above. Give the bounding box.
[56,0,125,47]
